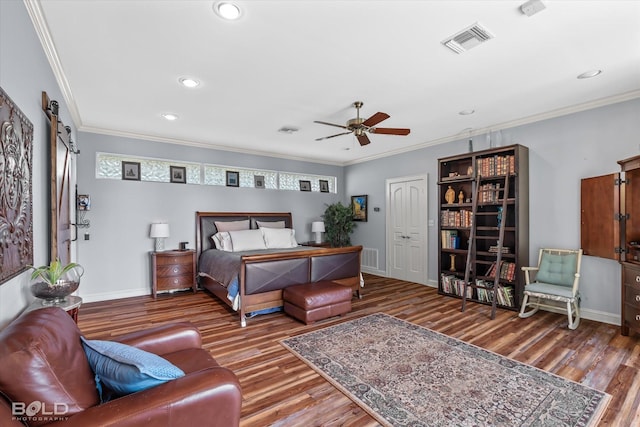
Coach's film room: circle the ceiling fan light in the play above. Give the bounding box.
[215,2,241,20]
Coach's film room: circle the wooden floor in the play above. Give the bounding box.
[78,274,640,427]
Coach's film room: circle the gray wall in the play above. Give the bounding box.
[75,132,343,301]
[1,0,638,328]
[346,98,640,324]
[0,0,78,328]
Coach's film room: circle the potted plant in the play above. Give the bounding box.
[28,259,84,305]
[322,202,356,247]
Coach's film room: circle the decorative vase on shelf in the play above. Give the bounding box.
[28,259,84,305]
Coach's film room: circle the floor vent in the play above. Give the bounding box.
[361,247,379,270]
[442,22,494,54]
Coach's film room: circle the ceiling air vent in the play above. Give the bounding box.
[442,22,494,54]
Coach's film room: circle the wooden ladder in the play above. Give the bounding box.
[461,174,510,319]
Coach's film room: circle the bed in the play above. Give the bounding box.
[196,211,363,327]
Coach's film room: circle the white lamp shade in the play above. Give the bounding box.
[150,223,170,238]
[311,221,325,233]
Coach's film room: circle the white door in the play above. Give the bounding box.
[386,175,428,284]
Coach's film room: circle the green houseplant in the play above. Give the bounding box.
[28,259,84,304]
[322,202,356,247]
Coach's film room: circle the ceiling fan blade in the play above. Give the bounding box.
[370,127,411,136]
[356,134,371,146]
[362,112,390,128]
[315,131,353,141]
[314,120,349,130]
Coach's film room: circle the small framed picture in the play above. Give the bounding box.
[351,195,368,222]
[122,161,141,181]
[254,175,265,189]
[77,194,91,211]
[299,180,311,191]
[226,170,240,187]
[319,180,329,193]
[170,166,186,184]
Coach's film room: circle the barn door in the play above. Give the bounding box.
[43,93,71,265]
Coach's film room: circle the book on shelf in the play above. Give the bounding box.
[440,230,461,249]
[441,209,473,227]
[440,274,473,299]
[489,245,511,254]
[477,154,514,177]
[474,279,514,307]
[485,261,516,281]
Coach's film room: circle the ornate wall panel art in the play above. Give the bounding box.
[0,87,34,284]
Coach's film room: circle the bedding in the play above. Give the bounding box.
[214,219,249,232]
[228,229,267,251]
[256,220,285,229]
[261,227,298,248]
[198,246,316,310]
[196,211,363,327]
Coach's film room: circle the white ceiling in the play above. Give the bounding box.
[28,0,640,165]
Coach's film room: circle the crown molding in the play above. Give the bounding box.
[23,0,83,128]
[342,90,640,166]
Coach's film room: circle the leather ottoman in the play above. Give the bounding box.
[283,281,352,324]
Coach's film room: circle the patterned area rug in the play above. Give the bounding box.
[280,313,610,427]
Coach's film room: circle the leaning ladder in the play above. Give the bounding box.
[461,174,510,319]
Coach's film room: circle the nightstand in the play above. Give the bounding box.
[150,250,197,298]
[301,241,331,248]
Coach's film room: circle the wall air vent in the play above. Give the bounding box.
[442,22,494,54]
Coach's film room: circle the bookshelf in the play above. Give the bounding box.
[437,144,529,311]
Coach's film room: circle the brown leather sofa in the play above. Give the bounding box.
[0,307,241,426]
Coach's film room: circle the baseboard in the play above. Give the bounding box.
[361,267,387,277]
[80,288,149,303]
[537,305,620,326]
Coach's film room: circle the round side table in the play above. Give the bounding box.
[24,295,83,324]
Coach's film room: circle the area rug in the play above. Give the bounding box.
[280,313,610,427]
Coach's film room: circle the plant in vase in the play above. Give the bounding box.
[322,202,357,247]
[28,259,84,305]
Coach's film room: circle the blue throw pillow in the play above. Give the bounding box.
[80,337,185,399]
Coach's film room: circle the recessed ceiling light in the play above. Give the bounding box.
[179,77,200,88]
[459,109,475,115]
[161,113,179,121]
[214,2,241,20]
[577,70,602,79]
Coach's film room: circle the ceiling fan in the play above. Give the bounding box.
[314,101,410,146]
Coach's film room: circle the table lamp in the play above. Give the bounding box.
[311,221,325,244]
[150,223,170,252]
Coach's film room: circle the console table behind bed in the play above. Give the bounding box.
[196,212,363,327]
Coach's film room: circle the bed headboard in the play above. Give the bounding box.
[196,211,293,255]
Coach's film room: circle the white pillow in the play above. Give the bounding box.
[211,232,233,252]
[256,220,286,229]
[228,229,267,251]
[215,220,249,232]
[261,227,298,249]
